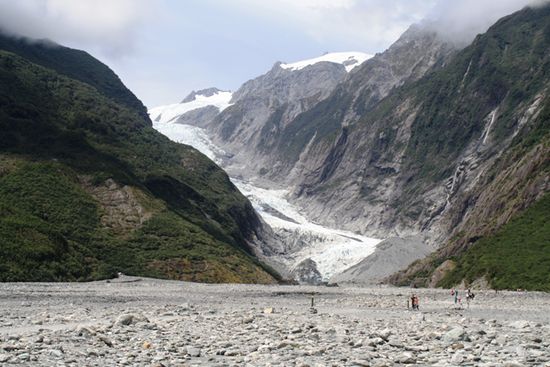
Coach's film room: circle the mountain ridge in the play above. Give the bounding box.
[0,34,278,283]
[149,6,550,290]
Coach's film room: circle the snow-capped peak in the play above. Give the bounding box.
[148,89,232,124]
[181,87,224,103]
[280,52,373,72]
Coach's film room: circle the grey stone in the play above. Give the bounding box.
[443,327,466,343]
[186,346,201,357]
[115,313,148,326]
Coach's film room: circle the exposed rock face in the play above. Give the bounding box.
[205,61,350,177]
[173,105,219,127]
[329,237,433,285]
[428,260,457,288]
[290,259,323,285]
[262,26,458,239]
[272,8,549,260]
[181,87,225,103]
[80,177,161,234]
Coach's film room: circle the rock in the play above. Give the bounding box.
[1,344,18,351]
[372,359,392,367]
[17,352,30,361]
[503,362,525,367]
[451,342,465,350]
[0,354,9,363]
[115,313,148,326]
[290,259,324,285]
[351,360,371,367]
[49,349,63,358]
[443,327,466,343]
[186,346,201,357]
[510,320,530,329]
[378,328,392,341]
[99,336,113,347]
[263,307,274,314]
[397,352,416,364]
[451,352,464,364]
[76,325,95,337]
[367,337,385,346]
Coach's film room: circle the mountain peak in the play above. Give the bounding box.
[149,89,233,124]
[280,52,373,72]
[181,87,228,103]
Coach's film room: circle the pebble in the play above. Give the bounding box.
[0,279,548,366]
[186,346,201,357]
[443,326,466,343]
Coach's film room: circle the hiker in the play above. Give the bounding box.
[452,289,459,305]
[411,294,419,310]
[466,289,475,308]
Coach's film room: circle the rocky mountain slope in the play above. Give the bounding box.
[151,28,458,283]
[152,6,550,290]
[0,34,278,283]
[284,6,550,289]
[154,52,372,177]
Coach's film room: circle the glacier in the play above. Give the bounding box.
[151,119,382,281]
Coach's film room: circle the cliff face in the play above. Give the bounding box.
[243,26,458,239]
[288,6,550,288]
[201,61,350,178]
[223,7,549,288]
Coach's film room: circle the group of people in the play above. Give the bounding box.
[451,288,475,308]
[407,288,476,311]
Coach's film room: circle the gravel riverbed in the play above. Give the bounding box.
[0,276,549,366]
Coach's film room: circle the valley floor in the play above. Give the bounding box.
[0,277,549,366]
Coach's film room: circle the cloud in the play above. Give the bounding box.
[0,0,156,57]
[232,0,438,53]
[424,0,550,45]
[229,0,550,52]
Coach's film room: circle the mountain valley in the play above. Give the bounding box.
[151,5,550,290]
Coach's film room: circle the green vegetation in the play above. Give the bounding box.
[386,6,550,290]
[400,5,550,186]
[439,193,550,291]
[0,34,147,116]
[0,36,277,283]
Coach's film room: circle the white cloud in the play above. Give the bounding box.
[0,0,156,57]
[425,0,550,45]
[233,0,437,52]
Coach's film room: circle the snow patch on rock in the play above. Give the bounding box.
[280,52,372,72]
[149,90,232,124]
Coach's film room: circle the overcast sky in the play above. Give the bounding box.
[0,0,547,108]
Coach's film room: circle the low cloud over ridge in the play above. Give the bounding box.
[0,0,155,57]
[424,0,550,45]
